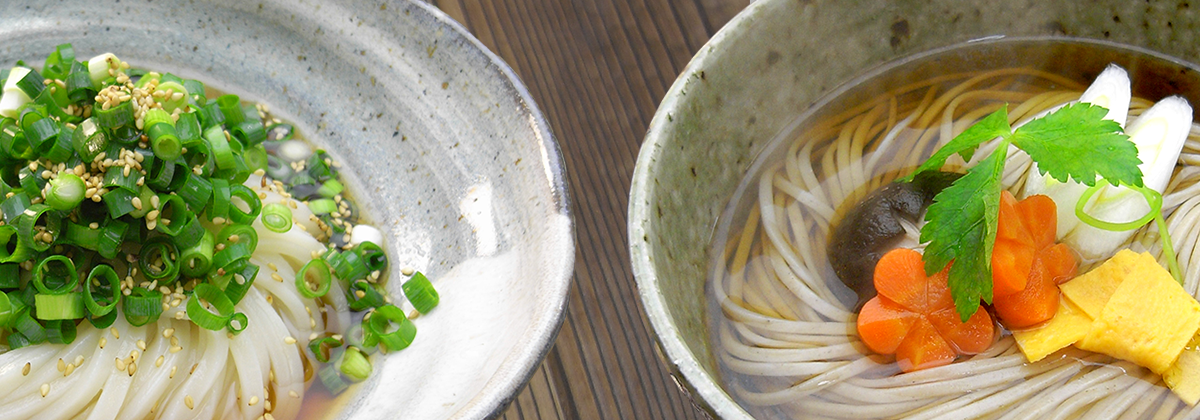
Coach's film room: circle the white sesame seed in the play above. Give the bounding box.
[40,383,49,397]
[185,395,194,409]
[249,396,259,406]
[284,336,296,345]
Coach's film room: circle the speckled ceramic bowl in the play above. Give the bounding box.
[630,0,1200,417]
[0,0,572,419]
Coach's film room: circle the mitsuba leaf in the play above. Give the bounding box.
[1011,103,1143,187]
[919,146,1006,321]
[902,106,1011,182]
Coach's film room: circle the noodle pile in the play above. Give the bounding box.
[0,175,350,420]
[713,68,1200,419]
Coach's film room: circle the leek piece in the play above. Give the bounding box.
[34,292,84,320]
[261,203,292,233]
[402,272,439,314]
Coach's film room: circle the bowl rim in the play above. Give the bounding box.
[408,1,575,418]
[627,0,768,418]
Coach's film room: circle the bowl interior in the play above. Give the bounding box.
[630,0,1200,417]
[0,0,573,418]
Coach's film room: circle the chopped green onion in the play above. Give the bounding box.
[139,238,180,281]
[102,188,139,219]
[216,94,244,126]
[337,346,371,382]
[226,312,248,334]
[0,263,18,289]
[296,258,332,298]
[34,292,84,320]
[223,261,258,304]
[228,184,261,225]
[366,304,417,353]
[154,194,193,236]
[402,272,439,314]
[32,255,76,295]
[0,291,15,327]
[45,172,85,210]
[177,173,213,213]
[307,198,337,215]
[261,203,292,233]
[16,204,59,252]
[0,225,30,263]
[356,241,387,272]
[179,229,215,278]
[186,283,234,330]
[94,101,134,129]
[317,180,344,197]
[217,224,258,253]
[123,288,164,326]
[44,319,76,344]
[308,336,344,363]
[96,220,128,260]
[83,265,120,317]
[318,363,350,395]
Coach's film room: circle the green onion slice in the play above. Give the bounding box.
[45,172,85,211]
[83,264,120,317]
[337,346,371,382]
[262,203,292,233]
[139,238,180,281]
[308,336,344,363]
[402,272,439,314]
[228,184,261,225]
[34,292,84,320]
[186,283,235,331]
[123,288,164,326]
[296,258,332,298]
[366,304,417,353]
[32,255,77,295]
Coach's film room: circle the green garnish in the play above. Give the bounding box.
[907,103,1143,321]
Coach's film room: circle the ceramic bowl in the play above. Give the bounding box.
[629,0,1200,417]
[0,0,573,418]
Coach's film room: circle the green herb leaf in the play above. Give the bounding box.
[1011,103,1142,187]
[902,106,1011,181]
[919,145,1006,321]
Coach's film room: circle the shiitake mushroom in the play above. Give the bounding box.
[827,171,961,309]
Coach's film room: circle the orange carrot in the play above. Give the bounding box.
[1015,194,1058,249]
[990,192,1078,328]
[856,248,995,372]
[993,192,1035,296]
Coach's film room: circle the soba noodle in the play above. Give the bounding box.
[0,174,347,420]
[712,68,1200,419]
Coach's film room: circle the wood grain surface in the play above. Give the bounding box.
[428,0,751,418]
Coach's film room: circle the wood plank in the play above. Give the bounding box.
[429,0,750,417]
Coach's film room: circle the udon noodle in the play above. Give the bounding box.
[0,175,351,420]
[711,68,1200,419]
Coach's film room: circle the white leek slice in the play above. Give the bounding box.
[87,53,119,86]
[1022,64,1132,239]
[0,66,33,119]
[1062,96,1192,260]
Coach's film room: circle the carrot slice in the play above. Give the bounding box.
[1016,194,1058,249]
[928,305,995,354]
[993,238,1035,296]
[1041,243,1079,284]
[993,256,1060,329]
[896,319,956,372]
[874,248,945,313]
[996,191,1034,245]
[857,297,919,354]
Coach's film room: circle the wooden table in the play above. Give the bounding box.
[426,0,751,418]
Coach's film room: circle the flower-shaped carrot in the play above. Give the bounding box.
[857,248,995,372]
[991,191,1079,329]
